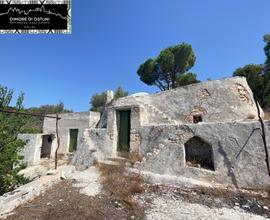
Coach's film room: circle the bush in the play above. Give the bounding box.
[0,85,29,195]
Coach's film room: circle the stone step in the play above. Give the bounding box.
[99,158,134,167]
[98,160,120,166]
[107,156,128,163]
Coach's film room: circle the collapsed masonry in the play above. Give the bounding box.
[20,77,270,189]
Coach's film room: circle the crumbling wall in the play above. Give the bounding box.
[111,77,262,125]
[72,128,108,168]
[135,121,270,189]
[18,134,43,166]
[43,112,92,154]
[89,112,101,128]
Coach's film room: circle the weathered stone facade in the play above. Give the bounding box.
[19,76,270,188]
[73,77,270,188]
[18,134,43,166]
[43,112,100,154]
[135,122,270,188]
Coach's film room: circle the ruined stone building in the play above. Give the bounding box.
[20,77,270,189]
[19,112,100,165]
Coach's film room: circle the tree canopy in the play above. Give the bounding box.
[20,102,73,133]
[176,73,200,87]
[90,86,129,112]
[264,34,270,77]
[137,43,198,90]
[233,34,270,109]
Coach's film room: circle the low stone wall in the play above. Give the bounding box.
[136,121,270,189]
[72,128,108,168]
[18,134,43,166]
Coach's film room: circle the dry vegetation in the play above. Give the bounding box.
[129,152,143,166]
[6,180,146,220]
[97,161,144,209]
[263,111,270,120]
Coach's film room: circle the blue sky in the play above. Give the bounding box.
[1,0,269,111]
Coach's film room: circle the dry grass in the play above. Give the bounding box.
[97,161,144,209]
[246,113,256,120]
[7,180,146,220]
[264,111,270,120]
[129,152,143,165]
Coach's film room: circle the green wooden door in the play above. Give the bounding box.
[117,110,131,153]
[69,129,78,152]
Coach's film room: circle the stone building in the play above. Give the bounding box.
[73,76,270,189]
[19,112,100,166]
[20,76,270,189]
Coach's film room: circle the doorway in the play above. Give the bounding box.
[69,129,79,152]
[117,110,131,157]
[41,135,53,158]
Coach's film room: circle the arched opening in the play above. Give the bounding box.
[184,136,214,171]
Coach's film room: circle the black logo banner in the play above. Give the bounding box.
[0,0,71,34]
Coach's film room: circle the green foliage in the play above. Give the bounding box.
[0,85,13,108]
[233,64,268,105]
[90,86,129,112]
[176,73,200,87]
[114,86,129,99]
[264,34,270,77]
[137,43,197,90]
[0,85,29,195]
[233,34,270,109]
[90,92,106,112]
[16,92,24,110]
[23,101,73,133]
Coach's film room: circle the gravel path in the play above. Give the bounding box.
[146,196,268,220]
[70,166,101,197]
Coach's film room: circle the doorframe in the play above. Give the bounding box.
[116,109,131,157]
[41,134,55,159]
[107,105,142,158]
[67,128,79,153]
[108,106,132,158]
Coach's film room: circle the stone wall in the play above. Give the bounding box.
[43,112,97,155]
[111,77,262,125]
[18,134,43,166]
[89,112,101,127]
[73,120,270,188]
[72,128,107,168]
[72,77,269,188]
[135,121,270,188]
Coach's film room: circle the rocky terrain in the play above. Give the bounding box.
[1,163,269,220]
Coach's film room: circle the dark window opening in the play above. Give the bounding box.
[193,115,202,123]
[185,136,214,171]
[48,136,52,143]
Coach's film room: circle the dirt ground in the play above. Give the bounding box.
[5,180,270,220]
[4,163,270,220]
[6,180,145,220]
